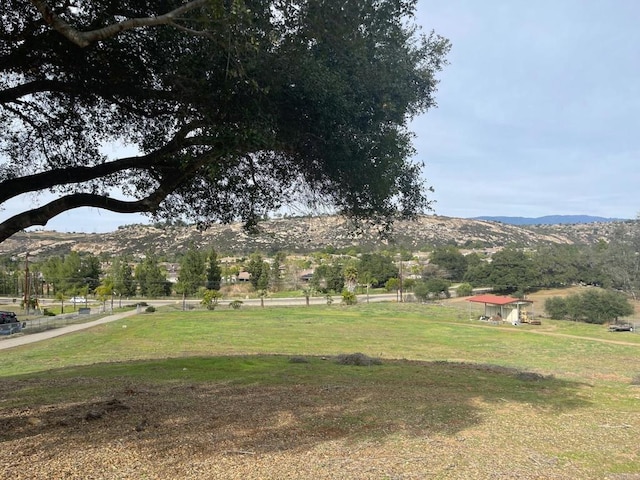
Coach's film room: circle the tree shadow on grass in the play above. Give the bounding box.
[0,355,591,467]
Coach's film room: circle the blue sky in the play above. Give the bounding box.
[413,0,640,219]
[5,0,640,233]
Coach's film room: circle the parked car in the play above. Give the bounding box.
[69,296,87,303]
[0,311,22,335]
[0,311,17,323]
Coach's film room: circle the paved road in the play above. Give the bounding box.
[0,309,140,350]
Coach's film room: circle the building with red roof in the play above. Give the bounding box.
[467,294,534,324]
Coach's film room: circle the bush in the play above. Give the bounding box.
[413,278,451,302]
[289,356,310,364]
[544,297,568,319]
[384,277,399,292]
[341,290,357,305]
[336,353,382,366]
[145,306,156,313]
[42,309,56,317]
[544,289,633,324]
[456,283,473,297]
[201,289,222,310]
[229,300,243,310]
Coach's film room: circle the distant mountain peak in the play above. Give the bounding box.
[471,215,626,225]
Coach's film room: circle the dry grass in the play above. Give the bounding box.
[2,301,640,479]
[0,358,612,480]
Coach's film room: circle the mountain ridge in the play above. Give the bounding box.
[471,215,626,225]
[1,215,630,259]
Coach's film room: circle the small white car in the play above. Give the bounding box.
[69,296,86,303]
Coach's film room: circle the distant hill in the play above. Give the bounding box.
[471,215,626,225]
[1,215,629,259]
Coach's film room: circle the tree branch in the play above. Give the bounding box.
[0,80,74,104]
[30,0,210,48]
[0,147,218,242]
[0,125,206,204]
[0,191,170,243]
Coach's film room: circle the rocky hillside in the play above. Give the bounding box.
[0,215,627,259]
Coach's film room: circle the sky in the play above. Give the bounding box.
[4,0,640,233]
[413,0,640,220]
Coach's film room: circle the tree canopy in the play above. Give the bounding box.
[0,0,450,242]
[544,289,634,324]
[428,246,467,281]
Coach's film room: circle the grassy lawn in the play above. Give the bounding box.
[1,302,639,479]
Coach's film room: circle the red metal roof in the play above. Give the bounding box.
[466,294,532,305]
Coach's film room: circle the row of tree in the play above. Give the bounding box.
[4,220,640,323]
[426,227,640,299]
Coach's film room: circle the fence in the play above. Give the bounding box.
[23,309,96,333]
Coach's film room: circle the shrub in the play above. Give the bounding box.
[456,283,473,297]
[544,289,633,324]
[384,277,399,292]
[201,289,222,310]
[336,353,382,366]
[413,278,451,302]
[288,356,310,364]
[229,300,243,310]
[145,306,156,313]
[544,297,568,319]
[341,290,357,305]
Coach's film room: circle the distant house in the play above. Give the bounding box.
[299,269,315,283]
[467,294,534,324]
[236,271,252,282]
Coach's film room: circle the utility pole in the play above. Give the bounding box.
[23,252,30,315]
[399,258,403,303]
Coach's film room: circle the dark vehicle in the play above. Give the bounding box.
[608,324,633,332]
[0,311,22,335]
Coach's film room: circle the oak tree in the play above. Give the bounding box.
[0,0,449,242]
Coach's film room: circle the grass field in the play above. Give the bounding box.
[1,302,639,479]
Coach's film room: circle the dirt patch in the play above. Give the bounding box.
[0,363,603,480]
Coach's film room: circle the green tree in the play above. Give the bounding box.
[176,247,206,296]
[257,270,270,291]
[136,254,170,297]
[41,256,64,295]
[95,278,114,311]
[544,296,569,319]
[42,252,101,297]
[413,278,451,301]
[270,252,286,292]
[55,291,66,314]
[312,263,344,293]
[545,289,634,324]
[111,257,136,300]
[429,246,468,281]
[597,222,640,297]
[205,248,222,291]
[485,248,539,294]
[357,253,398,288]
[246,253,268,289]
[0,0,450,242]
